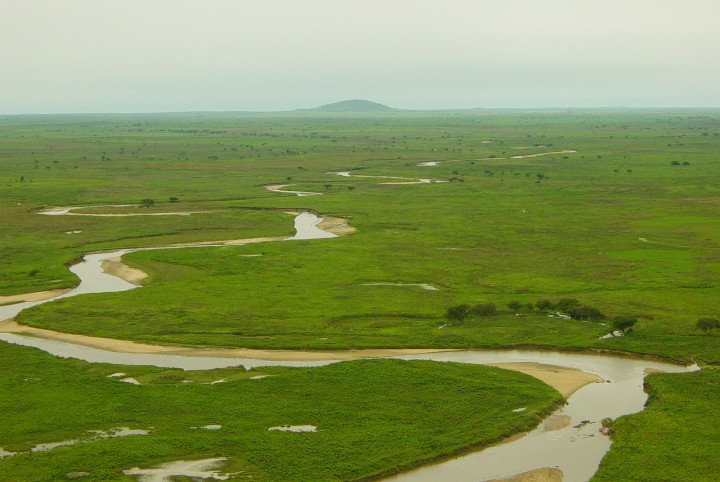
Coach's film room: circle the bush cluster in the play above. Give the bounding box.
[445,303,497,323]
[445,297,610,325]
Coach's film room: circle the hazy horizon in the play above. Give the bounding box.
[2,0,719,115]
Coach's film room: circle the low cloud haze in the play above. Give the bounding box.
[2,0,719,113]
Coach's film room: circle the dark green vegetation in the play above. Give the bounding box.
[1,110,720,479]
[593,368,720,481]
[0,342,562,481]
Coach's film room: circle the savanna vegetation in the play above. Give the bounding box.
[593,369,720,481]
[1,109,719,480]
[0,342,562,481]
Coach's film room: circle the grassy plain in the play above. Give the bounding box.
[0,342,562,481]
[1,110,720,479]
[593,368,720,481]
[3,111,719,363]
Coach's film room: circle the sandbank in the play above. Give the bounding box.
[317,215,357,236]
[0,319,453,360]
[490,362,603,398]
[65,211,207,217]
[170,236,285,247]
[487,467,563,482]
[0,289,71,304]
[101,257,148,285]
[543,414,571,431]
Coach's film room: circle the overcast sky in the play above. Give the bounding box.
[1,0,719,113]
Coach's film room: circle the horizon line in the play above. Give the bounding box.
[3,105,720,116]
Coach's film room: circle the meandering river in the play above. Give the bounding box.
[0,209,696,481]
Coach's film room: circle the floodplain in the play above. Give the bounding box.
[0,109,718,480]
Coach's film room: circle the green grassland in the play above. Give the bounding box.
[4,111,719,363]
[2,110,720,479]
[593,368,720,481]
[0,342,562,481]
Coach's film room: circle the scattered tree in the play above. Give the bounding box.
[140,199,155,208]
[612,316,638,333]
[168,197,179,203]
[696,317,719,334]
[536,299,554,311]
[507,301,523,312]
[469,303,497,317]
[446,304,470,324]
[555,298,580,312]
[568,305,605,321]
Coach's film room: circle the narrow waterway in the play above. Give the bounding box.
[390,351,695,482]
[0,333,695,481]
[0,208,697,482]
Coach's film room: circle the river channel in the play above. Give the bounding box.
[0,210,697,481]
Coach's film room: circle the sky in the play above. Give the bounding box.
[1,0,719,114]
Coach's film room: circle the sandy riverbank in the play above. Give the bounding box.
[0,320,453,360]
[99,213,352,285]
[0,289,71,305]
[488,467,563,482]
[491,362,603,398]
[0,317,603,397]
[317,215,357,236]
[101,257,148,285]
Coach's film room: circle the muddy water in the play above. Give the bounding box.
[0,249,138,323]
[0,334,695,481]
[388,350,696,482]
[0,212,329,323]
[0,209,698,481]
[265,185,322,196]
[0,333,335,369]
[288,211,337,240]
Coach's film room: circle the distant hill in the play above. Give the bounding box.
[315,99,395,112]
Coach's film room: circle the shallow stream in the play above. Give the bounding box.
[0,209,696,481]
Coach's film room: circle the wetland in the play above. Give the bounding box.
[0,110,718,480]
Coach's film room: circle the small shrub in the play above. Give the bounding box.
[696,317,719,334]
[446,304,470,323]
[568,305,605,321]
[612,316,638,333]
[555,298,580,312]
[536,299,554,311]
[469,303,497,317]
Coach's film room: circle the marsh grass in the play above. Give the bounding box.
[0,342,562,481]
[593,368,720,481]
[2,111,720,480]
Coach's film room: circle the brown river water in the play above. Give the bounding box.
[0,211,697,481]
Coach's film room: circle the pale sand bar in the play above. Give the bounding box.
[0,319,451,360]
[487,467,563,482]
[491,362,603,398]
[0,289,71,304]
